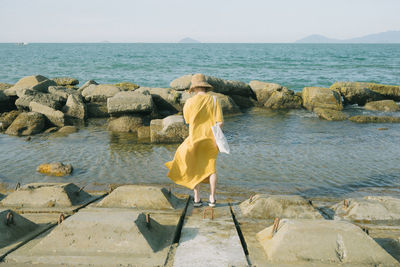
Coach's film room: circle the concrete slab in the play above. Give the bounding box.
[256,219,399,266]
[0,183,94,211]
[5,208,180,266]
[172,203,248,267]
[239,194,323,219]
[97,185,186,210]
[331,196,400,223]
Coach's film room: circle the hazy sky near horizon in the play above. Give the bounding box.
[1,0,399,42]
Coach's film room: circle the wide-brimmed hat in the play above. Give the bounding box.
[189,73,213,92]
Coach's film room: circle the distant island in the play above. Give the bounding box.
[296,30,400,43]
[178,37,201,43]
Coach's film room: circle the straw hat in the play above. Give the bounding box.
[188,73,213,93]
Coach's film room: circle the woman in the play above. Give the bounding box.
[165,73,223,207]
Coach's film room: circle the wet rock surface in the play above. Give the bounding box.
[5,112,46,136]
[107,90,154,115]
[52,77,79,86]
[36,162,73,176]
[364,99,400,112]
[314,107,348,121]
[349,115,400,123]
[302,87,343,111]
[150,115,188,143]
[107,115,143,133]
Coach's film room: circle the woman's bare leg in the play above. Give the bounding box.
[209,173,217,202]
[193,184,200,202]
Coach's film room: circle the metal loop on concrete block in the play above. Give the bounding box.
[343,199,349,208]
[58,213,65,224]
[203,207,214,220]
[108,184,114,194]
[362,226,369,235]
[272,217,280,236]
[145,213,151,229]
[168,187,172,196]
[15,182,21,191]
[76,185,86,195]
[6,211,14,226]
[308,200,313,206]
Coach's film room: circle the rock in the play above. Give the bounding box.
[264,90,302,110]
[314,108,348,121]
[29,102,65,127]
[86,102,109,118]
[107,116,143,133]
[44,127,58,133]
[5,112,46,136]
[81,84,120,102]
[150,115,188,143]
[230,95,256,109]
[0,90,14,112]
[78,79,98,93]
[4,75,49,96]
[349,115,400,123]
[331,196,400,222]
[107,90,154,115]
[170,74,253,97]
[136,87,181,114]
[364,99,400,112]
[0,110,21,131]
[179,91,195,105]
[57,126,78,134]
[62,94,87,120]
[249,81,285,105]
[115,82,140,91]
[48,85,79,100]
[302,87,343,111]
[331,81,400,103]
[209,92,241,114]
[52,77,79,86]
[0,183,91,208]
[15,90,65,110]
[256,219,398,265]
[0,83,13,90]
[97,185,185,209]
[137,126,150,139]
[37,162,73,176]
[239,194,323,219]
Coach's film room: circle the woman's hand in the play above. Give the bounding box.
[216,121,224,128]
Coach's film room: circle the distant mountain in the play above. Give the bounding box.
[296,31,400,43]
[179,37,200,43]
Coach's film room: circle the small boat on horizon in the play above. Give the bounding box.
[16,42,29,46]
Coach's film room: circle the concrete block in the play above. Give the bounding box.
[97,185,185,209]
[256,219,398,265]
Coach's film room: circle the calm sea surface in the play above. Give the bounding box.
[0,43,400,198]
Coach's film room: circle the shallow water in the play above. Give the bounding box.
[1,107,400,198]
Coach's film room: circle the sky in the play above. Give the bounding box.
[0,0,399,43]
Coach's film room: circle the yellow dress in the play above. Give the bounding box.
[165,93,224,189]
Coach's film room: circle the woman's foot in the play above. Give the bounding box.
[208,195,216,207]
[193,199,203,207]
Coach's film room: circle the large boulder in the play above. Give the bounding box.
[364,99,400,112]
[107,90,154,115]
[4,75,49,96]
[256,219,398,265]
[136,87,181,114]
[170,74,253,97]
[331,196,400,222]
[107,116,143,133]
[229,95,256,109]
[208,92,241,114]
[249,81,285,105]
[5,112,46,136]
[302,87,343,111]
[314,108,348,121]
[239,194,323,219]
[115,82,140,91]
[0,83,13,90]
[52,77,79,86]
[86,102,109,118]
[264,90,302,110]
[48,86,80,100]
[37,162,73,176]
[150,115,188,143]
[0,90,14,112]
[331,81,400,104]
[29,102,65,127]
[15,90,65,110]
[81,84,120,102]
[62,94,87,120]
[0,110,21,131]
[349,115,400,123]
[78,79,98,93]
